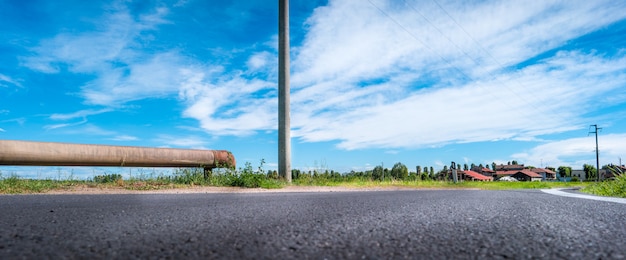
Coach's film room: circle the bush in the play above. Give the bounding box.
[93,173,123,184]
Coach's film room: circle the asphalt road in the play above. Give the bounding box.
[1,190,624,259]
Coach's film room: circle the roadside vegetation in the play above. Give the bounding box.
[581,173,626,198]
[0,160,592,194]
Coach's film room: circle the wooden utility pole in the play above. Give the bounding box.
[278,0,291,182]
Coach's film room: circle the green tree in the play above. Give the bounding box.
[557,166,571,178]
[372,165,384,181]
[583,164,597,180]
[416,166,422,175]
[391,162,409,180]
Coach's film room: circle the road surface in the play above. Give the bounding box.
[1,189,624,259]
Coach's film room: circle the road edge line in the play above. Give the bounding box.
[541,188,626,204]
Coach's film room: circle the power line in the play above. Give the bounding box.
[366,0,543,127]
[370,0,573,141]
[427,0,569,124]
[365,0,472,84]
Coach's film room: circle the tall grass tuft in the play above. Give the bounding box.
[582,173,626,198]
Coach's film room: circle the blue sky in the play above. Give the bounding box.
[2,0,626,179]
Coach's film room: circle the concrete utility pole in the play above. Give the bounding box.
[278,0,291,182]
[451,161,458,183]
[589,124,602,182]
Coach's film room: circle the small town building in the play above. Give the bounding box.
[511,170,542,182]
[460,170,493,181]
[470,166,496,177]
[531,168,557,181]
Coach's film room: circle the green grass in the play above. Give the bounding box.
[301,179,587,190]
[581,174,626,198]
[0,174,84,194]
[0,167,593,195]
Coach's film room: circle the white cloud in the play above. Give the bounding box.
[17,0,626,155]
[0,74,21,88]
[291,51,626,150]
[154,134,210,149]
[21,3,177,106]
[75,124,118,136]
[178,69,277,136]
[0,128,5,132]
[109,135,139,141]
[284,0,626,150]
[512,133,626,168]
[246,51,273,71]
[44,118,88,130]
[1,117,25,126]
[49,108,112,121]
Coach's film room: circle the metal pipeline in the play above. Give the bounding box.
[0,140,235,169]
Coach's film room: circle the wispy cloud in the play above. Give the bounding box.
[0,74,21,88]
[1,117,25,126]
[284,0,626,150]
[109,135,139,141]
[22,3,176,106]
[154,134,210,149]
[18,0,626,154]
[0,128,5,132]
[61,124,116,136]
[49,108,112,121]
[178,69,277,136]
[44,118,88,130]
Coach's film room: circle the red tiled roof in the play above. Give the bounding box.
[517,169,542,178]
[480,167,495,173]
[462,170,493,181]
[496,170,514,176]
[495,164,524,171]
[532,168,556,174]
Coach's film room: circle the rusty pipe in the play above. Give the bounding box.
[0,140,235,169]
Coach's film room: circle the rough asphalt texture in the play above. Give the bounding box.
[0,190,624,259]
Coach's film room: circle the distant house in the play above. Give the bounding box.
[470,166,495,177]
[571,168,614,181]
[460,170,493,181]
[603,164,625,180]
[494,164,544,181]
[495,164,525,179]
[511,170,542,182]
[495,164,525,171]
[571,170,586,181]
[531,168,557,181]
